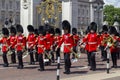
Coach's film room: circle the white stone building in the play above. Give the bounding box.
[20,0,104,35]
[0,0,20,30]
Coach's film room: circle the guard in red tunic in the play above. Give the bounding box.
[56,20,73,74]
[34,29,39,62]
[109,26,119,68]
[72,28,79,59]
[44,25,52,65]
[100,25,109,61]
[9,26,17,63]
[83,22,100,71]
[27,25,35,65]
[16,24,26,69]
[84,26,90,66]
[55,28,61,60]
[50,27,55,63]
[0,28,9,67]
[36,26,46,71]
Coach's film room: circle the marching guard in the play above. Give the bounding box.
[0,28,9,67]
[16,24,26,69]
[55,28,61,60]
[36,26,46,71]
[83,22,100,71]
[27,25,36,65]
[56,20,73,74]
[9,26,17,63]
[34,29,39,62]
[44,25,52,65]
[109,26,119,68]
[100,25,109,61]
[72,28,79,60]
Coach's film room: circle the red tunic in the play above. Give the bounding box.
[100,33,109,47]
[16,35,26,51]
[36,36,46,54]
[45,33,52,50]
[9,35,17,49]
[54,35,62,46]
[110,36,119,53]
[27,33,35,49]
[58,33,73,53]
[83,33,100,52]
[72,34,79,46]
[0,37,10,52]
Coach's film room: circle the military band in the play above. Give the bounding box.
[0,20,120,74]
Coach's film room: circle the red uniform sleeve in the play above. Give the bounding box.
[58,35,64,48]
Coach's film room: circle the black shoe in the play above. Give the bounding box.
[17,65,23,69]
[32,62,35,65]
[63,71,70,74]
[3,64,8,67]
[114,65,117,68]
[88,64,90,66]
[38,68,44,71]
[92,69,96,71]
[111,66,115,68]
[89,68,92,70]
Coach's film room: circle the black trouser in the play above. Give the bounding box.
[35,47,38,62]
[35,52,38,62]
[111,52,117,66]
[45,50,51,64]
[10,48,16,63]
[28,49,35,63]
[86,50,90,65]
[38,54,44,69]
[101,46,107,60]
[72,46,77,59]
[88,52,96,70]
[56,48,60,59]
[2,52,8,65]
[64,53,71,72]
[51,51,55,62]
[17,51,23,67]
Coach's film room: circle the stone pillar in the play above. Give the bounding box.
[89,0,94,23]
[62,1,72,25]
[20,0,33,36]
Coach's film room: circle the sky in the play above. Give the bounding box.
[104,0,120,7]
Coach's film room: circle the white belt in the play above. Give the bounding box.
[38,45,44,47]
[88,42,97,44]
[64,44,71,45]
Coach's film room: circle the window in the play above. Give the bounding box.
[16,1,20,10]
[16,13,20,23]
[9,0,13,9]
[2,0,5,9]
[1,11,5,22]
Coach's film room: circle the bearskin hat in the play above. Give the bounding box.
[2,28,9,36]
[109,26,117,35]
[85,26,90,34]
[62,20,71,33]
[50,27,55,35]
[39,26,44,35]
[44,24,51,33]
[27,25,34,32]
[10,26,16,34]
[16,24,23,33]
[55,28,61,35]
[102,25,108,32]
[34,29,39,35]
[89,22,97,32]
[72,28,77,34]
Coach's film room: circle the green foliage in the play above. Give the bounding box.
[103,5,120,25]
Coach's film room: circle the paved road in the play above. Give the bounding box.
[0,52,120,80]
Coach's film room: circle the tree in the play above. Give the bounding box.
[103,5,120,25]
